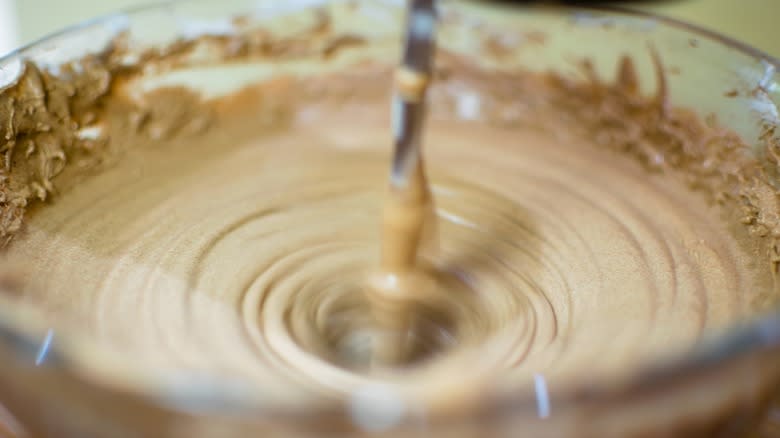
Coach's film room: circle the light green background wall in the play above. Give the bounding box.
[11,0,780,57]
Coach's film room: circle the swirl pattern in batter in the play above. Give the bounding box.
[0,84,765,407]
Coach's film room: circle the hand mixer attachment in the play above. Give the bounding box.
[391,0,436,188]
[366,0,440,367]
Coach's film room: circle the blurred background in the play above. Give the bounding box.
[0,0,778,58]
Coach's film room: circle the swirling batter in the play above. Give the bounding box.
[0,26,777,415]
[0,64,773,406]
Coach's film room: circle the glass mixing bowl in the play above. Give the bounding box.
[0,0,778,437]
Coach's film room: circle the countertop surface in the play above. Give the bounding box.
[0,0,778,58]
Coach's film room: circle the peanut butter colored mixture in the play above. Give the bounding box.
[0,9,778,436]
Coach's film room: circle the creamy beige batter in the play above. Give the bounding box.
[0,13,778,433]
[0,64,773,404]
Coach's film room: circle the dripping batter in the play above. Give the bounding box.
[368,0,445,366]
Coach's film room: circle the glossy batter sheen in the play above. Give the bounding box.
[0,82,763,404]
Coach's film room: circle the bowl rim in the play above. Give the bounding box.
[567,1,780,67]
[1,0,779,67]
[0,0,778,429]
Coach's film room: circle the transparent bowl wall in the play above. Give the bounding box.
[0,1,779,437]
